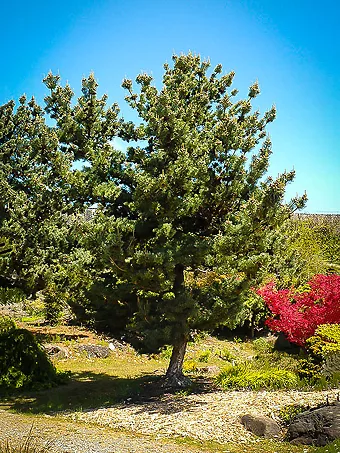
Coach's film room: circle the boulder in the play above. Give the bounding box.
[43,344,70,360]
[241,414,281,439]
[78,344,111,358]
[287,402,340,446]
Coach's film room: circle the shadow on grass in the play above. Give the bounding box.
[0,372,214,416]
[0,371,160,414]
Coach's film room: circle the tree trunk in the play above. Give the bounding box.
[164,334,191,388]
[163,263,191,388]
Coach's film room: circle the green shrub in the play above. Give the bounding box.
[253,337,274,355]
[0,316,16,334]
[215,363,300,390]
[197,350,211,362]
[307,323,340,357]
[298,324,340,386]
[0,328,66,390]
[278,403,309,426]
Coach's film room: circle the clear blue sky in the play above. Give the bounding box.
[1,0,339,213]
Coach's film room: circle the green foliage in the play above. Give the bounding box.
[307,324,340,357]
[217,347,236,362]
[215,363,300,390]
[0,315,16,334]
[252,337,274,355]
[300,324,340,385]
[0,287,26,306]
[0,328,65,390]
[197,350,211,362]
[278,403,309,426]
[0,237,11,260]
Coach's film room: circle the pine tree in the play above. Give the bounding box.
[87,54,306,386]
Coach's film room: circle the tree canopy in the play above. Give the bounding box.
[0,53,307,386]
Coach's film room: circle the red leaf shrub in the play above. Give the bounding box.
[258,274,340,346]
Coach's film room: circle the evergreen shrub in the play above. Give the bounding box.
[0,328,65,390]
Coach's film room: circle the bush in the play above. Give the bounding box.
[183,359,199,374]
[0,328,65,390]
[215,363,300,390]
[252,337,274,355]
[307,323,340,357]
[0,316,16,334]
[296,324,340,386]
[258,274,340,346]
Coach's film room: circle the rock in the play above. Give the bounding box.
[241,414,281,439]
[200,365,220,375]
[287,402,340,446]
[43,344,70,359]
[78,344,111,358]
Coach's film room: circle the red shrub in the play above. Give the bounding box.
[258,274,340,346]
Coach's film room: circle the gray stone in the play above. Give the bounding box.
[78,344,111,358]
[43,344,70,359]
[287,402,340,446]
[241,414,281,439]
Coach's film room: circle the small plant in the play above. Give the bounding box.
[252,337,273,355]
[183,359,199,374]
[278,403,309,426]
[215,363,300,390]
[218,347,236,362]
[159,345,173,359]
[197,350,211,363]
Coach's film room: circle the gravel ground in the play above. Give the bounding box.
[67,388,340,445]
[0,411,208,453]
[1,389,339,452]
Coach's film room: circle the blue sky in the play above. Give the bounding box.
[1,0,339,213]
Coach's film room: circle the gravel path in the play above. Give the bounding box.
[0,410,208,453]
[1,389,339,452]
[67,388,339,445]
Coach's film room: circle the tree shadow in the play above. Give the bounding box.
[0,372,215,416]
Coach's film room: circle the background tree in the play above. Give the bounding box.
[0,95,72,310]
[84,54,306,386]
[0,75,124,320]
